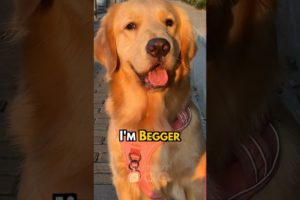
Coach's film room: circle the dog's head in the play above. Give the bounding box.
[94,0,196,89]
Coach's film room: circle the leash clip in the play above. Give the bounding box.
[128,151,141,183]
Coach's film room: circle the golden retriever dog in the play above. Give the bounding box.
[94,0,206,199]
[207,0,300,199]
[8,0,93,199]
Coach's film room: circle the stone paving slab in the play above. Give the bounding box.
[172,1,206,37]
[94,185,118,200]
[94,163,111,174]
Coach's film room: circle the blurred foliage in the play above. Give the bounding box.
[182,0,206,9]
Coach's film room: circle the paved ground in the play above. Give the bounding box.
[93,66,118,199]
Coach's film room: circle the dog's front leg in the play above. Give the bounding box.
[163,182,186,200]
[113,176,144,200]
[184,179,205,200]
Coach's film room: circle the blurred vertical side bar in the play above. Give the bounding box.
[0,1,21,199]
[277,0,300,125]
[1,0,94,199]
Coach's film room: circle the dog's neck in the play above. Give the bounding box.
[106,63,191,131]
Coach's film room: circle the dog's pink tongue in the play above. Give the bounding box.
[147,67,168,87]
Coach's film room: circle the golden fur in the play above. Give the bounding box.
[8,0,93,199]
[94,0,206,199]
[207,0,300,199]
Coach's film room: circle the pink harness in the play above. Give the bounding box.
[216,123,280,200]
[120,106,192,199]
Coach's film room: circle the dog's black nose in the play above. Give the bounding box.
[146,38,170,58]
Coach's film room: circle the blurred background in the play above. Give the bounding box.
[0,1,22,200]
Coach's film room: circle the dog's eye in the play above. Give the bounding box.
[125,22,137,30]
[165,19,174,27]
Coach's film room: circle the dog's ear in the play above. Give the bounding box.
[94,5,119,81]
[173,4,197,69]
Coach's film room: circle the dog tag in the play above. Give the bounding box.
[128,171,141,183]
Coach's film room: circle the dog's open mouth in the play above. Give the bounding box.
[144,65,168,88]
[132,63,169,89]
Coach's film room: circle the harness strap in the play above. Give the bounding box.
[120,105,192,199]
[172,106,192,131]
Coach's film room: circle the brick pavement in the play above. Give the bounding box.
[93,65,118,199]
